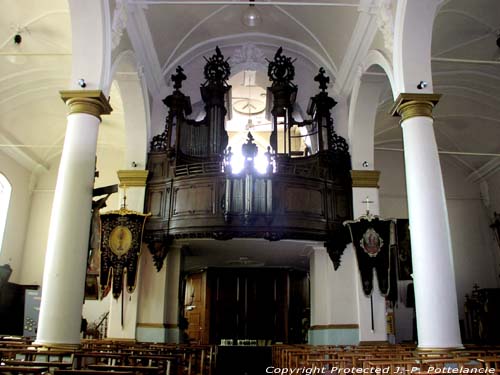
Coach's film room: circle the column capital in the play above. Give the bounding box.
[351,170,380,188]
[390,93,441,122]
[60,90,112,120]
[117,169,149,188]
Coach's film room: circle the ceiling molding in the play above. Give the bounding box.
[436,9,497,31]
[433,32,491,58]
[129,1,360,6]
[162,5,230,72]
[126,3,168,97]
[0,68,69,85]
[435,115,500,126]
[467,158,500,183]
[162,34,336,79]
[436,85,500,105]
[273,5,337,73]
[0,130,49,172]
[335,9,378,97]
[0,84,67,108]
[0,77,68,99]
[433,125,476,173]
[433,70,500,84]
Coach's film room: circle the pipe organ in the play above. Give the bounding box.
[144,47,354,271]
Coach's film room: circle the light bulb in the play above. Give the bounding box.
[242,3,262,27]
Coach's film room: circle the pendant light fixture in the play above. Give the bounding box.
[241,0,262,27]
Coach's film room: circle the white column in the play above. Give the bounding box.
[36,91,111,347]
[392,94,462,349]
[107,170,148,340]
[351,171,387,343]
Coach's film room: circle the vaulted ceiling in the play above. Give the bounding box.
[1,0,499,183]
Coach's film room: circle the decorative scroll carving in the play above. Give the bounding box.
[145,233,172,272]
[111,0,127,50]
[325,224,351,270]
[203,46,230,88]
[231,43,266,71]
[150,131,168,152]
[267,47,296,88]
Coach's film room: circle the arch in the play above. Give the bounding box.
[162,33,336,81]
[67,0,112,92]
[161,5,336,76]
[110,50,150,168]
[393,0,445,95]
[348,49,394,169]
[0,173,12,253]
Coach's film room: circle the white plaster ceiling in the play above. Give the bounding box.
[374,0,500,181]
[1,0,500,183]
[179,238,317,271]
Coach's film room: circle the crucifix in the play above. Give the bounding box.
[362,196,374,215]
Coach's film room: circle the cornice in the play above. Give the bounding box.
[117,169,149,187]
[60,90,112,120]
[390,93,441,122]
[351,170,381,188]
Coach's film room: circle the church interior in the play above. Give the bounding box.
[1,1,500,374]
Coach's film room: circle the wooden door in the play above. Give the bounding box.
[184,272,209,344]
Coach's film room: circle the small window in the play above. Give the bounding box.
[0,173,12,252]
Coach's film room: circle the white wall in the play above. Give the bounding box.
[19,161,58,285]
[376,149,500,328]
[18,144,123,287]
[0,152,32,284]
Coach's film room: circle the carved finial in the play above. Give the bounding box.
[274,46,283,59]
[242,132,258,161]
[314,67,330,92]
[215,46,222,57]
[266,47,297,87]
[203,46,231,87]
[171,66,187,91]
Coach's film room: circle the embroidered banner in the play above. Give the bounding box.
[395,218,413,280]
[99,208,150,299]
[344,215,394,296]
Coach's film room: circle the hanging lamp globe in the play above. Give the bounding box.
[242,0,262,27]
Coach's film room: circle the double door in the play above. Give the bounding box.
[183,268,308,344]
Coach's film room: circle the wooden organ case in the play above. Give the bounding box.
[143,48,354,343]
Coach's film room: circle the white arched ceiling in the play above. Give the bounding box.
[68,0,112,91]
[141,2,359,77]
[110,50,150,168]
[393,0,445,95]
[0,0,71,172]
[348,50,394,170]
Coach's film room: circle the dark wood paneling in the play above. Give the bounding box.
[172,182,215,216]
[201,268,308,344]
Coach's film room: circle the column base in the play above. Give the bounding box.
[417,346,465,352]
[308,325,359,345]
